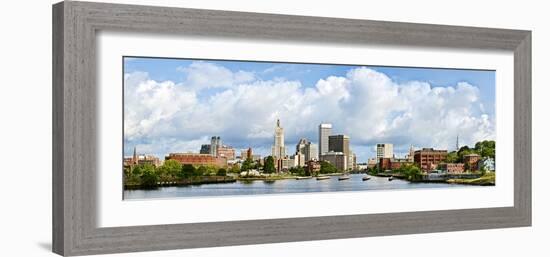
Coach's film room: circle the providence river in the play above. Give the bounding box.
[123,174,469,200]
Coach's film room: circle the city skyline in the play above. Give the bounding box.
[124,57,496,162]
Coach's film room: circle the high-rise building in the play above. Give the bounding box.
[271,119,286,168]
[305,143,318,161]
[320,151,347,172]
[296,138,318,161]
[318,123,333,155]
[328,134,350,170]
[376,143,394,161]
[329,135,350,156]
[210,136,221,156]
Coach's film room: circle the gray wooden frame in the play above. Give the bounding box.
[52,1,531,256]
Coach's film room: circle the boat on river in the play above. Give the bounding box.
[338,175,351,181]
[362,176,371,181]
[296,176,313,180]
[316,176,331,180]
[388,176,394,181]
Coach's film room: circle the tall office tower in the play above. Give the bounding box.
[305,143,318,161]
[271,119,286,160]
[376,143,394,161]
[318,123,333,155]
[328,134,350,170]
[210,136,221,156]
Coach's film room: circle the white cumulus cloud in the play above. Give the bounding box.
[125,63,495,161]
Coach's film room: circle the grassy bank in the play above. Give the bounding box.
[447,173,495,186]
[124,176,236,190]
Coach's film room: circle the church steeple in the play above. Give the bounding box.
[276,118,280,127]
[132,146,138,165]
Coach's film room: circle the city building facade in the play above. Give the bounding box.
[271,119,286,161]
[320,151,347,172]
[414,148,448,171]
[464,153,481,171]
[318,123,333,155]
[165,153,227,167]
[376,143,394,161]
[440,163,465,174]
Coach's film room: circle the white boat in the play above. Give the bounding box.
[316,176,331,180]
[362,176,371,181]
[296,176,312,180]
[388,176,394,181]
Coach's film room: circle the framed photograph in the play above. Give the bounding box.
[52,1,531,256]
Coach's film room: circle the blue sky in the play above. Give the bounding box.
[123,57,495,162]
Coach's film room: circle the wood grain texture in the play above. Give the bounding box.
[52,1,532,256]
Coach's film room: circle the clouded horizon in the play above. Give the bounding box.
[123,57,495,162]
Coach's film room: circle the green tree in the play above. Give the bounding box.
[157,159,182,180]
[475,140,495,159]
[197,166,208,176]
[289,166,305,176]
[179,164,196,179]
[445,151,459,163]
[217,168,227,176]
[319,161,338,174]
[241,158,255,171]
[402,164,422,181]
[264,156,276,174]
[138,164,158,187]
[229,165,240,174]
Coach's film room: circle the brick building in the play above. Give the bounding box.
[378,157,413,171]
[440,163,465,174]
[463,153,481,171]
[307,160,321,176]
[216,145,235,160]
[165,153,227,167]
[414,148,448,171]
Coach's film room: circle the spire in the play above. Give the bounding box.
[132,146,137,164]
[277,118,280,127]
[456,134,460,151]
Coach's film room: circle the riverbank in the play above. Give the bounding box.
[124,176,236,190]
[447,173,495,186]
[370,172,495,185]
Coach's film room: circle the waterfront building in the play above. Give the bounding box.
[464,153,481,171]
[440,163,465,174]
[307,160,321,176]
[414,148,448,171]
[165,153,227,167]
[318,123,333,155]
[378,157,392,171]
[320,151,347,172]
[210,136,221,156]
[376,143,394,161]
[367,158,377,169]
[479,157,495,172]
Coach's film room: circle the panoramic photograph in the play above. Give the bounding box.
[122,57,496,200]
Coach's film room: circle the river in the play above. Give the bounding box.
[123,174,470,200]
